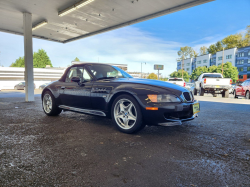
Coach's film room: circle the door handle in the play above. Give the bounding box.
[61,86,65,89]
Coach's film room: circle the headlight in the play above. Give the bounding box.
[147,94,181,103]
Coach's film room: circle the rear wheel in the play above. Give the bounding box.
[246,91,250,100]
[42,91,62,116]
[111,94,145,134]
[222,90,229,98]
[199,87,204,96]
[234,90,238,99]
[213,94,217,97]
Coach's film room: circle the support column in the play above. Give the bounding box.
[23,13,34,101]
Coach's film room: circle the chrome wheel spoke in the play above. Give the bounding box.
[43,94,52,113]
[114,98,137,130]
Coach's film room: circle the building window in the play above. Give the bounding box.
[237,60,244,64]
[197,61,201,64]
[187,68,190,71]
[186,63,190,66]
[218,63,221,65]
[218,56,222,61]
[248,51,250,56]
[247,67,250,71]
[239,75,243,79]
[248,59,250,64]
[203,60,207,63]
[226,55,232,59]
[238,67,243,72]
[248,74,250,78]
[238,52,244,57]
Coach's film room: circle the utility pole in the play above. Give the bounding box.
[141,62,146,78]
[222,47,224,75]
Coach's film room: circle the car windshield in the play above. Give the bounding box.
[88,65,133,79]
[169,78,183,81]
[203,74,222,78]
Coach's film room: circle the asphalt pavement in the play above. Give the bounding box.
[0,91,249,186]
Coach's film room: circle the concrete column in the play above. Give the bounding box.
[23,13,34,101]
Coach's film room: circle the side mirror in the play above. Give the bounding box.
[71,76,80,83]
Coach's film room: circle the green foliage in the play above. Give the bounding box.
[207,44,217,54]
[74,57,80,61]
[169,70,189,82]
[33,49,52,68]
[10,49,52,68]
[190,66,209,81]
[147,73,158,80]
[207,25,250,54]
[200,46,208,55]
[10,57,25,67]
[219,62,239,82]
[159,77,168,81]
[177,46,197,61]
[190,62,238,82]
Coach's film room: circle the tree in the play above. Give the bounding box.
[177,46,195,61]
[74,57,80,61]
[10,57,25,67]
[159,77,168,81]
[207,44,217,54]
[147,73,158,80]
[33,49,52,68]
[218,62,238,82]
[208,65,220,73]
[200,46,208,55]
[169,70,189,82]
[190,66,209,81]
[10,49,52,68]
[215,41,223,51]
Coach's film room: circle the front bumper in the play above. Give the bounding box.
[142,100,199,126]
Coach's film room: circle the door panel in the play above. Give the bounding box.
[59,66,93,109]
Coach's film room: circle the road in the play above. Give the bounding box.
[0,91,249,186]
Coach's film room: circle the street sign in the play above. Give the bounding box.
[154,64,164,70]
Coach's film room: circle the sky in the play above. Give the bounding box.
[0,0,250,77]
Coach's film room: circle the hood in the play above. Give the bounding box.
[111,78,189,92]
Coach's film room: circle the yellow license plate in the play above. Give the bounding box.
[215,85,220,88]
[193,103,200,114]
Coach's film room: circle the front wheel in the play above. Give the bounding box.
[222,90,229,98]
[194,88,197,95]
[42,91,62,116]
[111,94,145,134]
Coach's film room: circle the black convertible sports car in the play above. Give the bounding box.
[42,63,200,133]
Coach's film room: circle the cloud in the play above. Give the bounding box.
[0,26,181,77]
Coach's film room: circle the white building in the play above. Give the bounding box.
[196,54,211,68]
[216,48,237,66]
[181,58,193,75]
[0,67,66,89]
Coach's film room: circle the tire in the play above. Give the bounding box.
[246,91,250,100]
[224,90,229,98]
[42,91,62,116]
[194,88,197,95]
[234,90,238,99]
[111,94,145,134]
[199,87,204,96]
[213,94,217,97]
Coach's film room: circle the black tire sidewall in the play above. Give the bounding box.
[111,94,144,134]
[42,91,61,116]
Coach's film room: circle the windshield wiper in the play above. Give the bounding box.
[97,76,116,80]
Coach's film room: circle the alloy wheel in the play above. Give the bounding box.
[114,98,137,130]
[43,93,52,113]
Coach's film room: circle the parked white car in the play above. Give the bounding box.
[194,73,232,98]
[167,78,186,87]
